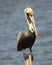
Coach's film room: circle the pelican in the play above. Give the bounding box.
[16,7,38,53]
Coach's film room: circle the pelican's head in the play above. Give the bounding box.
[24,7,38,37]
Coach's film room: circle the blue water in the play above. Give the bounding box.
[0,0,52,65]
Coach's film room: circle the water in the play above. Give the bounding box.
[0,0,52,65]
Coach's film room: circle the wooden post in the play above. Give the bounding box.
[24,53,33,65]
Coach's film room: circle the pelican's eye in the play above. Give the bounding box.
[26,13,29,16]
[26,13,32,17]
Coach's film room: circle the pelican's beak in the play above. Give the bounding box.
[29,15,38,37]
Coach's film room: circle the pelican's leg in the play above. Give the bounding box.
[30,48,34,61]
[30,48,32,54]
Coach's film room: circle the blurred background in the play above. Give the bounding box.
[0,0,52,65]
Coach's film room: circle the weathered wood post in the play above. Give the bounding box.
[24,53,33,65]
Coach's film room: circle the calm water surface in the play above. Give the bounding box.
[0,0,52,65]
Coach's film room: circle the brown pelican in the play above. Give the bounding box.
[16,7,38,53]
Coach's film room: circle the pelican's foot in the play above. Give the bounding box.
[23,51,34,61]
